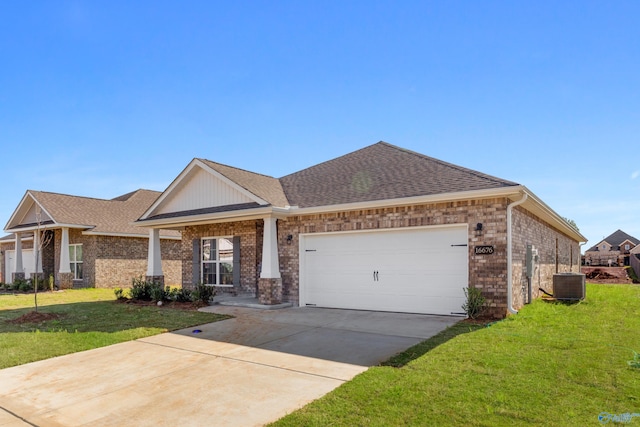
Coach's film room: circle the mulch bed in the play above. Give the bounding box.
[7,311,65,325]
[115,298,206,310]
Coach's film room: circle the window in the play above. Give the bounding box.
[69,244,83,280]
[201,238,234,286]
[625,244,631,251]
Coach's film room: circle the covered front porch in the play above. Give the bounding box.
[5,227,77,289]
[145,215,288,305]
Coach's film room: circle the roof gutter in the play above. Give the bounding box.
[507,192,528,315]
[288,186,524,216]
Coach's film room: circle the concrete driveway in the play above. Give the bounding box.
[0,306,460,427]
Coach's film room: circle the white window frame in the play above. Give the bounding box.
[201,237,234,286]
[69,244,83,280]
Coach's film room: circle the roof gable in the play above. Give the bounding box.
[280,141,518,208]
[4,189,178,238]
[587,229,640,252]
[140,159,288,221]
[4,192,54,230]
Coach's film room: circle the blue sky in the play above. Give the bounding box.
[1,1,639,250]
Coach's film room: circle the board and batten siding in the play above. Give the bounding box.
[156,167,255,215]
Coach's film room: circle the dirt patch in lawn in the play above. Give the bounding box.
[581,267,632,283]
[7,311,65,324]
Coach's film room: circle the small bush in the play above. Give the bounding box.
[129,277,154,301]
[114,288,126,300]
[175,287,192,303]
[462,286,486,319]
[14,278,32,293]
[149,284,167,302]
[191,284,216,305]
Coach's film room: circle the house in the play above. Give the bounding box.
[135,142,586,318]
[1,189,181,288]
[584,229,639,267]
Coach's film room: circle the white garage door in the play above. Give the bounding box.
[5,250,36,284]
[300,225,469,316]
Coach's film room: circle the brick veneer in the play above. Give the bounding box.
[258,278,283,304]
[179,197,580,318]
[51,229,182,288]
[181,221,261,294]
[276,199,509,315]
[510,207,580,310]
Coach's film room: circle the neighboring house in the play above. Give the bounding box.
[584,230,639,267]
[136,142,586,318]
[1,189,181,288]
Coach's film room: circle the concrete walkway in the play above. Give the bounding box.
[0,306,460,427]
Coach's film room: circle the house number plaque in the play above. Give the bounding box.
[474,245,495,255]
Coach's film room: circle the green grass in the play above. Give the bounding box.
[0,288,229,369]
[271,283,640,426]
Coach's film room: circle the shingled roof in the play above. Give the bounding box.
[5,189,179,238]
[280,141,518,208]
[587,229,640,252]
[137,141,522,224]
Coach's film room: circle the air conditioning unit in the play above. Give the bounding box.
[553,273,586,300]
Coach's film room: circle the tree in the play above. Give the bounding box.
[33,209,53,312]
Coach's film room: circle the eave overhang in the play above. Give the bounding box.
[134,185,587,244]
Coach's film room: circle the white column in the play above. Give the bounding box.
[59,227,71,274]
[260,217,281,279]
[146,228,163,277]
[34,231,43,273]
[14,233,23,274]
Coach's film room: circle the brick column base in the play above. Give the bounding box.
[258,278,282,305]
[57,272,74,290]
[12,272,25,282]
[146,275,165,286]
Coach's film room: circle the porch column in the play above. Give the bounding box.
[33,231,43,273]
[258,217,282,304]
[146,228,164,285]
[12,233,24,282]
[58,227,73,289]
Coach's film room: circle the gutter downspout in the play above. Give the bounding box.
[507,192,528,315]
[579,242,587,271]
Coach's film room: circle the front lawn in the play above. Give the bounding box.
[272,283,640,426]
[0,288,229,369]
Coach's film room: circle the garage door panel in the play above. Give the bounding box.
[301,225,468,316]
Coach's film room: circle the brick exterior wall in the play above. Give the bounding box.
[279,198,511,315]
[511,207,581,310]
[51,229,182,288]
[171,197,581,319]
[93,235,182,288]
[181,221,261,294]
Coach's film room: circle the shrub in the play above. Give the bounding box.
[175,287,193,303]
[462,286,486,319]
[129,277,155,301]
[114,288,126,300]
[191,284,216,305]
[149,284,167,302]
[15,278,32,292]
